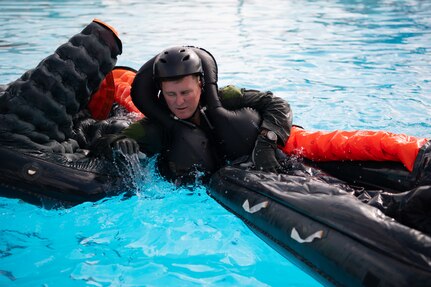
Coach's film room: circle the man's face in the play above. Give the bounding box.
[161,75,202,120]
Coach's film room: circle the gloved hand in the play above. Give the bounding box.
[111,135,140,155]
[252,135,281,172]
[90,134,139,158]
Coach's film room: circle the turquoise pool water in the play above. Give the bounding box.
[1,0,430,286]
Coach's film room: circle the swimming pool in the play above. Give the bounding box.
[1,0,430,286]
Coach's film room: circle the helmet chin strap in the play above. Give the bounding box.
[171,114,196,128]
[193,82,214,128]
[170,104,201,128]
[183,105,201,126]
[198,105,214,130]
[171,104,214,130]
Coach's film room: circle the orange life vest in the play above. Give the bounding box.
[88,67,144,120]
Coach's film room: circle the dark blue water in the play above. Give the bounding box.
[1,0,430,286]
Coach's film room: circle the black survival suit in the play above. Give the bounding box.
[127,47,293,182]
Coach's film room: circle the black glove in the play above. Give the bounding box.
[252,135,281,172]
[90,134,139,158]
[112,136,140,155]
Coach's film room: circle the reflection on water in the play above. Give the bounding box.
[0,0,430,286]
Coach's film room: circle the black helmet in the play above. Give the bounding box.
[153,46,203,80]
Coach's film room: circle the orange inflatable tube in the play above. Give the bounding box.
[282,126,428,172]
[111,67,143,116]
[87,71,116,120]
[88,67,144,120]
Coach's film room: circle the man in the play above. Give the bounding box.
[105,46,292,183]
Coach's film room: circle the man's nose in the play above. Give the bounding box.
[175,95,185,105]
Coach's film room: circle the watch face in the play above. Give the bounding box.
[267,131,277,141]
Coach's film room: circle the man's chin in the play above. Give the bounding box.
[175,112,191,120]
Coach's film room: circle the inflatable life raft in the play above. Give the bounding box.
[0,20,142,207]
[209,128,431,286]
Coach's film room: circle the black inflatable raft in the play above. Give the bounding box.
[0,20,134,206]
[0,146,124,206]
[209,165,431,286]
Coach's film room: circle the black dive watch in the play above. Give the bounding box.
[260,129,278,142]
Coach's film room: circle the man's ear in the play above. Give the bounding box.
[198,76,204,90]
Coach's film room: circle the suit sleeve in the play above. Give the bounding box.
[122,118,166,156]
[219,85,292,145]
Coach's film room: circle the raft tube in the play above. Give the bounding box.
[209,166,431,286]
[0,146,124,207]
[282,126,431,192]
[0,20,137,206]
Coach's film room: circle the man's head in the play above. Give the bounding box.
[160,75,202,119]
[153,47,204,119]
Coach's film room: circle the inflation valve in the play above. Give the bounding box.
[22,162,41,180]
